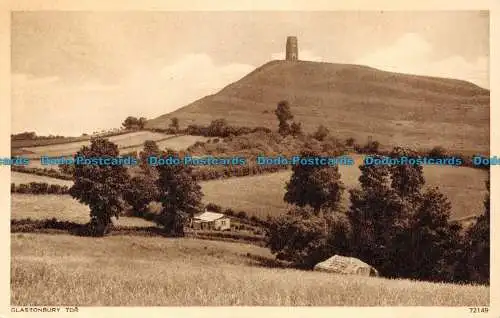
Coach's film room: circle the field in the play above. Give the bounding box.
[11,194,154,227]
[10,130,134,149]
[11,172,73,186]
[19,131,173,158]
[120,135,211,153]
[201,154,489,220]
[16,133,209,169]
[11,153,488,221]
[11,233,488,306]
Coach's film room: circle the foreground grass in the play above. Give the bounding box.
[11,233,488,306]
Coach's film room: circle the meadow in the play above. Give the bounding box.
[17,134,209,169]
[11,194,154,227]
[120,135,210,153]
[11,152,488,222]
[11,233,489,306]
[11,172,73,186]
[20,131,173,158]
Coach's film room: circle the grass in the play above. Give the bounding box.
[18,134,208,170]
[120,134,210,153]
[11,233,488,306]
[11,194,154,228]
[21,131,173,158]
[10,130,134,149]
[200,154,488,220]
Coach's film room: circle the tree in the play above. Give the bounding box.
[347,148,464,281]
[464,175,490,284]
[275,100,294,136]
[138,117,147,129]
[275,100,294,122]
[266,206,329,268]
[155,149,204,236]
[124,174,160,217]
[122,116,146,130]
[170,117,180,132]
[69,138,130,236]
[139,140,161,178]
[278,121,291,137]
[290,121,303,137]
[428,146,447,159]
[347,161,401,275]
[208,118,228,137]
[393,187,463,281]
[266,205,350,269]
[389,147,425,199]
[122,116,138,130]
[313,125,330,141]
[284,145,344,214]
[345,137,355,147]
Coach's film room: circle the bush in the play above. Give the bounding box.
[428,146,448,158]
[265,206,342,269]
[11,182,69,195]
[206,203,222,213]
[345,137,355,147]
[237,211,247,219]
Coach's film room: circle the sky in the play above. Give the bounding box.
[12,11,490,136]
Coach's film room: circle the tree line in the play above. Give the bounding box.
[265,141,490,284]
[11,182,69,194]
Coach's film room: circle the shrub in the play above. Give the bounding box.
[206,203,222,213]
[266,206,339,269]
[11,182,69,195]
[237,211,247,219]
[428,146,448,158]
[345,137,355,147]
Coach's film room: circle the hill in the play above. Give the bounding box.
[11,233,488,306]
[146,60,489,155]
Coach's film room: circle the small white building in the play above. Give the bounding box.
[191,211,231,231]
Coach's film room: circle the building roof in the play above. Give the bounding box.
[193,211,226,222]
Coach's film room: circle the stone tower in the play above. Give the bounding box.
[285,36,298,61]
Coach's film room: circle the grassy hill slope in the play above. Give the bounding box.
[146,60,489,155]
[11,233,488,306]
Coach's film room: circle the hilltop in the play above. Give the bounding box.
[146,60,490,155]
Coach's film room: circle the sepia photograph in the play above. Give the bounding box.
[6,8,493,311]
